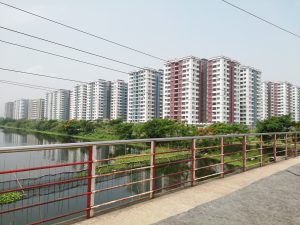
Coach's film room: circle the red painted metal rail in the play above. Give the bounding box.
[0,132,299,224]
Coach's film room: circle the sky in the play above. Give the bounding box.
[0,0,300,116]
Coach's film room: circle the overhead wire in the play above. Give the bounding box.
[0,1,166,61]
[0,67,87,83]
[0,25,144,70]
[0,79,59,91]
[221,0,300,39]
[0,39,128,74]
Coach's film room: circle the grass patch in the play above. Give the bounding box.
[0,192,22,204]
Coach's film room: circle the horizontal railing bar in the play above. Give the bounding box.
[0,161,90,175]
[0,132,299,153]
[93,191,152,209]
[95,153,152,163]
[195,172,222,180]
[0,192,88,215]
[195,163,221,170]
[196,154,221,159]
[29,208,89,225]
[0,175,91,194]
[94,165,153,178]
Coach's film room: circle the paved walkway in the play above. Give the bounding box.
[72,157,300,225]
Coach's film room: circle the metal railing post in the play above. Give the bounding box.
[285,133,288,160]
[260,135,263,167]
[87,145,96,218]
[242,135,246,172]
[191,139,196,186]
[273,134,277,162]
[150,141,156,198]
[294,133,298,157]
[220,136,224,178]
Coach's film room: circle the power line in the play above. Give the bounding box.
[0,25,144,70]
[0,39,129,74]
[221,0,300,39]
[0,79,58,91]
[0,1,166,61]
[0,67,87,83]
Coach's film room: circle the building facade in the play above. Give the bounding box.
[206,56,241,123]
[261,81,300,122]
[70,84,87,120]
[127,68,163,123]
[45,89,70,120]
[86,80,111,120]
[4,102,14,119]
[239,66,262,126]
[163,56,207,124]
[13,99,29,120]
[28,99,45,120]
[110,80,128,121]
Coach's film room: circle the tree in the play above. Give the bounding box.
[256,115,295,133]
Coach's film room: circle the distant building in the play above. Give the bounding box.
[163,56,207,124]
[13,99,29,120]
[70,84,87,120]
[239,66,262,126]
[86,80,111,120]
[110,80,128,121]
[45,89,70,120]
[262,81,300,122]
[28,99,45,120]
[206,56,241,123]
[127,68,163,123]
[4,102,14,119]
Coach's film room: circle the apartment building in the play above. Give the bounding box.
[4,102,14,119]
[86,80,111,120]
[45,89,70,120]
[70,84,87,120]
[206,56,241,123]
[239,66,262,126]
[262,81,300,121]
[110,80,128,121]
[127,68,163,123]
[261,82,270,120]
[13,99,29,120]
[163,56,207,124]
[28,99,45,120]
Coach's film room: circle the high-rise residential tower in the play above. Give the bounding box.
[86,80,111,120]
[70,84,87,120]
[45,89,70,120]
[28,99,45,120]
[110,80,128,121]
[13,99,29,120]
[261,81,300,122]
[239,66,262,126]
[127,68,163,123]
[4,102,14,119]
[163,56,207,124]
[206,56,241,123]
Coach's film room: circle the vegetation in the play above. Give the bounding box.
[0,192,22,204]
[256,115,295,133]
[0,118,250,141]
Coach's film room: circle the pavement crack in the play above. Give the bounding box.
[286,170,300,177]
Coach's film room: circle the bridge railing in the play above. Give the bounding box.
[0,132,299,224]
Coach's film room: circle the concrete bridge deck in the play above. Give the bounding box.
[71,157,300,225]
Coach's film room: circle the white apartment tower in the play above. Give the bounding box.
[45,89,70,120]
[28,99,45,120]
[163,56,207,124]
[86,80,111,120]
[206,56,241,123]
[110,80,128,121]
[13,99,29,120]
[70,84,87,120]
[239,66,262,126]
[261,82,270,120]
[127,68,163,123]
[291,85,300,122]
[4,102,14,119]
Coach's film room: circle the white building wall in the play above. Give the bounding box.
[110,80,128,121]
[13,99,29,120]
[70,84,87,120]
[45,90,70,120]
[28,99,45,120]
